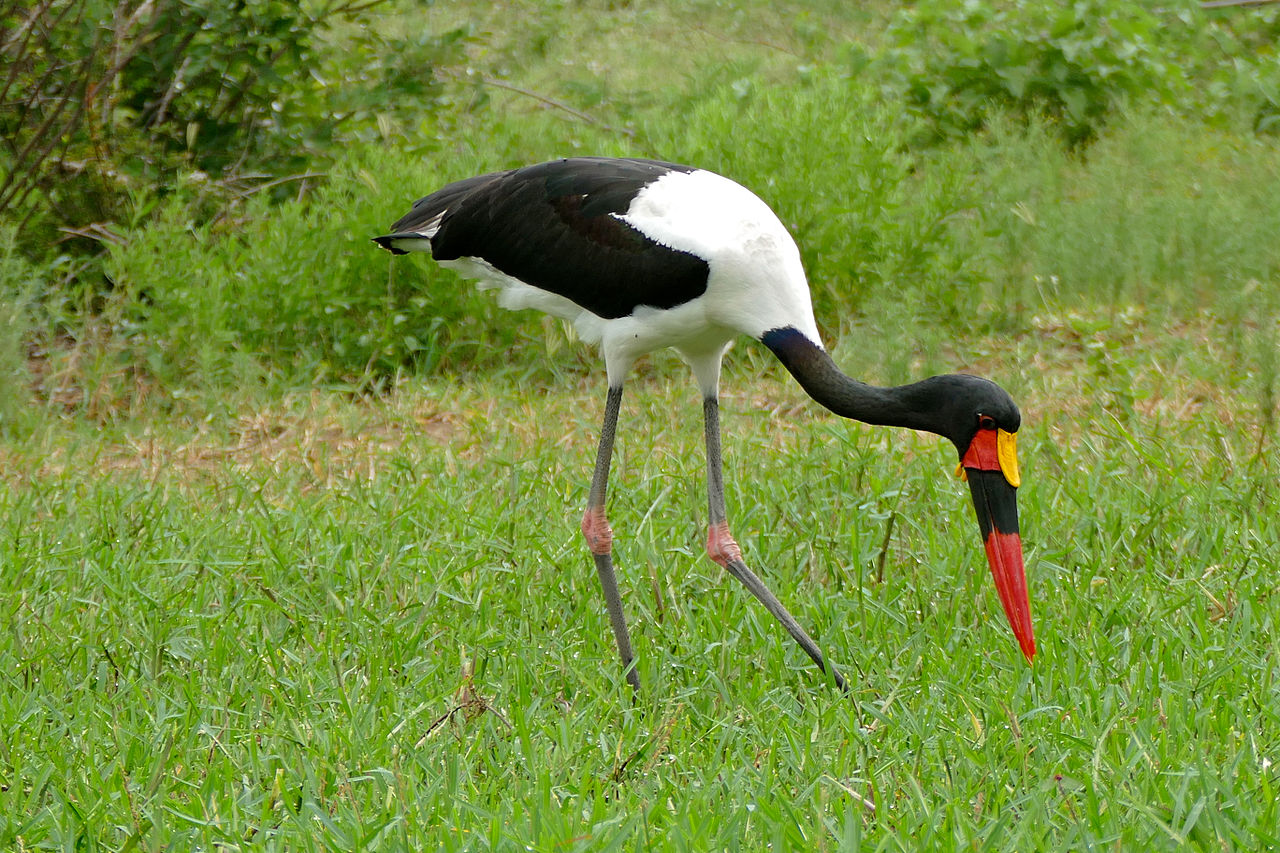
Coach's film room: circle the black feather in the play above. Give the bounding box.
[377,157,712,320]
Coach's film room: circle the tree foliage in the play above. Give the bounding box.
[880,0,1280,144]
[0,0,468,256]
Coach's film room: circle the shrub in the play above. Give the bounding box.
[0,227,37,433]
[99,144,571,389]
[881,0,1189,144]
[1197,3,1280,134]
[0,0,470,261]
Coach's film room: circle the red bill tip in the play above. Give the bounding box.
[983,530,1036,661]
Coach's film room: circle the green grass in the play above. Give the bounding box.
[2,311,1277,848]
[3,0,1280,848]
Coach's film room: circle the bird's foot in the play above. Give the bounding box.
[705,520,743,566]
[713,540,850,693]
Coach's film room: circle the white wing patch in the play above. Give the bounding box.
[418,211,446,238]
[381,210,448,254]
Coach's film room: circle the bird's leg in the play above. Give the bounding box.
[702,396,848,692]
[581,385,641,694]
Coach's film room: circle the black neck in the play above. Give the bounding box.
[762,328,955,439]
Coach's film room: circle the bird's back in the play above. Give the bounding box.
[374,157,822,345]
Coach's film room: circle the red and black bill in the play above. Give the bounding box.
[959,426,1036,661]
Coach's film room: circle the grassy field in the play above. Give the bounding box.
[3,0,1280,849]
[3,321,1278,849]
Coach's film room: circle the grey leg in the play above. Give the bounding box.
[580,385,641,694]
[702,397,847,691]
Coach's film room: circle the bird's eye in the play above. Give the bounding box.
[978,414,997,430]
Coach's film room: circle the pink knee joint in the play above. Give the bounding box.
[705,521,742,566]
[581,506,613,555]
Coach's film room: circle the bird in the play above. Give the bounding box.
[374,156,1035,693]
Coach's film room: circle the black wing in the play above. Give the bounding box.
[378,157,712,320]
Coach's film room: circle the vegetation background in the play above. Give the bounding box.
[1,0,1278,849]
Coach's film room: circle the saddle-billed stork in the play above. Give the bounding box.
[375,157,1034,693]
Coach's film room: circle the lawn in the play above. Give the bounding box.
[1,0,1278,849]
[2,305,1277,849]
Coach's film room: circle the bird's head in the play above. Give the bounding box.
[934,375,1034,661]
[760,331,1037,664]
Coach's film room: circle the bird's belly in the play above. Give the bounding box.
[600,299,733,369]
[439,255,724,347]
[440,255,601,328]
[440,255,734,386]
